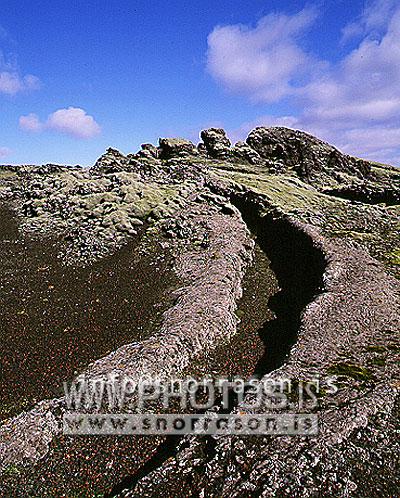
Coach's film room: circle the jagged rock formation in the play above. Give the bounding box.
[158,137,198,159]
[200,128,232,158]
[246,126,372,181]
[0,127,399,497]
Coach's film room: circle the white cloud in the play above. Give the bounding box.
[207,7,318,103]
[341,0,398,42]
[0,146,11,159]
[19,107,101,139]
[19,113,43,132]
[47,107,101,139]
[228,115,300,144]
[0,52,40,95]
[306,9,400,122]
[0,71,40,95]
[208,2,400,166]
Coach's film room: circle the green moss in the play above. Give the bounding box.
[369,162,400,177]
[0,398,31,420]
[125,183,182,219]
[235,308,245,319]
[330,229,375,242]
[212,170,341,214]
[366,345,387,353]
[388,249,400,265]
[0,171,16,179]
[370,357,386,366]
[2,464,22,477]
[327,362,375,382]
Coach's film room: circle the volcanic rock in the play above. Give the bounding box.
[246,126,371,182]
[159,138,198,159]
[200,128,231,158]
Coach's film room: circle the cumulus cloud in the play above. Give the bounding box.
[0,146,11,159]
[341,0,398,42]
[207,7,318,103]
[19,107,101,139]
[47,107,101,139]
[0,52,40,95]
[0,71,40,95]
[304,8,400,124]
[207,2,400,165]
[19,113,43,132]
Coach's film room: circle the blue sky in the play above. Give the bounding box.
[1,0,400,166]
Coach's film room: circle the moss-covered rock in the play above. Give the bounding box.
[327,362,375,382]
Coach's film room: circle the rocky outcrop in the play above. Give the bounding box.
[158,138,198,159]
[247,126,372,182]
[323,183,400,206]
[200,128,231,158]
[0,156,205,264]
[137,143,159,160]
[92,147,131,174]
[232,140,262,164]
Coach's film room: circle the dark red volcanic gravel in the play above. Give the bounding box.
[0,213,278,497]
[186,242,279,383]
[0,207,175,421]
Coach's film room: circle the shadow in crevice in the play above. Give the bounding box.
[104,436,183,497]
[105,388,237,497]
[322,187,399,206]
[229,193,326,378]
[106,192,327,497]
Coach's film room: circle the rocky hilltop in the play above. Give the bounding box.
[0,127,399,497]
